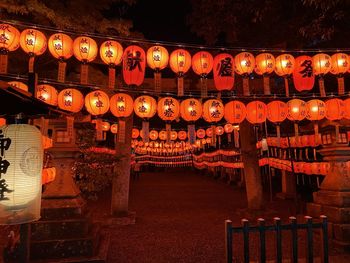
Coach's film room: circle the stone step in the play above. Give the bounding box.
[40,198,87,220]
[30,223,101,260]
[31,217,91,241]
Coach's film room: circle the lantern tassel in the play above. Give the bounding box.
[95,119,103,141]
[263,75,271,95]
[142,121,150,143]
[80,63,89,84]
[188,124,196,144]
[108,66,116,89]
[314,122,319,145]
[233,128,240,148]
[166,123,171,143]
[337,76,345,95]
[211,125,216,147]
[66,116,74,142]
[294,123,299,140]
[177,75,184,96]
[276,124,281,147]
[318,77,326,97]
[243,77,250,96]
[200,76,208,98]
[28,56,35,73]
[154,71,161,93]
[284,77,289,97]
[56,60,66,83]
[118,119,126,143]
[0,53,8,74]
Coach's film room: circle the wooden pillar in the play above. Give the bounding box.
[276,170,296,199]
[240,120,264,210]
[111,115,133,217]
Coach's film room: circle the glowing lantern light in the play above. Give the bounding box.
[196,129,206,139]
[275,54,295,97]
[147,45,169,92]
[36,84,58,106]
[254,53,275,95]
[287,99,307,138]
[57,88,84,113]
[19,28,47,73]
[169,49,191,96]
[330,53,350,95]
[0,118,6,125]
[48,33,73,82]
[101,121,110,131]
[0,24,20,74]
[224,100,246,124]
[122,45,146,87]
[202,99,224,123]
[7,81,28,92]
[325,98,345,121]
[158,97,180,142]
[134,96,157,142]
[306,99,326,144]
[132,128,140,139]
[150,130,159,141]
[213,53,235,92]
[312,53,331,97]
[0,124,43,225]
[267,101,288,145]
[234,52,255,96]
[224,123,233,133]
[170,131,178,141]
[293,55,315,92]
[178,131,187,141]
[192,51,214,97]
[206,127,213,137]
[110,93,133,118]
[246,101,267,124]
[100,40,123,89]
[85,90,110,116]
[159,130,167,140]
[110,124,118,134]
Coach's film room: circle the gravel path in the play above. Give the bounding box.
[86,168,350,263]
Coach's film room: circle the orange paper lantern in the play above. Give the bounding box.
[57,88,84,113]
[196,129,206,139]
[122,45,146,86]
[73,36,98,62]
[110,93,134,118]
[147,45,169,92]
[36,84,58,106]
[213,53,235,91]
[287,99,307,121]
[101,122,110,131]
[7,81,28,92]
[312,53,331,96]
[215,126,224,136]
[178,131,187,140]
[48,33,73,60]
[206,127,213,137]
[170,131,178,140]
[246,101,267,124]
[344,98,350,119]
[169,48,191,96]
[330,53,350,95]
[0,24,20,74]
[234,52,255,96]
[325,98,345,120]
[202,99,224,122]
[293,55,315,92]
[224,123,234,133]
[84,90,110,116]
[275,54,295,97]
[110,124,118,134]
[180,98,203,122]
[157,97,180,121]
[306,99,326,121]
[134,95,157,119]
[267,101,288,123]
[192,51,213,76]
[159,130,167,140]
[132,128,140,139]
[149,130,159,140]
[100,40,123,89]
[224,100,246,124]
[255,53,275,74]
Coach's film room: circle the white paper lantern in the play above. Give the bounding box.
[0,124,43,225]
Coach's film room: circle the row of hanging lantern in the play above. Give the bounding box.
[2,23,350,96]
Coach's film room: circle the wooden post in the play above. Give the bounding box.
[225,220,233,263]
[111,114,133,216]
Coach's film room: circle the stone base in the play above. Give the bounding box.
[41,196,87,220]
[107,211,136,226]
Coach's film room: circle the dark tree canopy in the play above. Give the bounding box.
[187,0,350,48]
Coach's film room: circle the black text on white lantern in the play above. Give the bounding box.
[0,124,43,225]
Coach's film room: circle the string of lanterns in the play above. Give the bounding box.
[1,23,350,98]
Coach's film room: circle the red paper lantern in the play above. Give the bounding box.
[122,45,146,86]
[267,101,288,123]
[234,52,255,75]
[344,98,350,119]
[149,130,159,141]
[224,100,246,124]
[196,129,206,139]
[287,99,307,121]
[100,40,123,66]
[206,127,213,137]
[325,98,345,120]
[255,53,275,75]
[178,131,187,140]
[132,128,140,139]
[134,96,157,119]
[215,126,224,136]
[180,98,202,122]
[0,24,20,74]
[101,122,110,132]
[192,51,213,76]
[313,53,331,75]
[213,53,234,91]
[159,130,167,140]
[147,45,169,70]
[110,93,134,118]
[170,131,178,140]
[36,84,58,106]
[293,55,315,92]
[202,99,224,122]
[110,124,118,134]
[224,123,234,133]
[7,81,28,92]
[57,88,84,113]
[169,49,191,74]
[275,54,295,76]
[157,97,180,121]
[306,99,326,121]
[84,90,110,116]
[48,33,73,60]
[73,36,98,62]
[330,53,350,75]
[246,101,267,124]
[20,28,47,56]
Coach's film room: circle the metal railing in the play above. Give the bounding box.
[225,215,328,263]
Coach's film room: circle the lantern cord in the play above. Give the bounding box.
[3,19,350,53]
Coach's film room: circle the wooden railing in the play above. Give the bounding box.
[225,215,328,263]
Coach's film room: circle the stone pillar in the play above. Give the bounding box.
[276,170,296,199]
[110,115,135,222]
[307,128,350,250]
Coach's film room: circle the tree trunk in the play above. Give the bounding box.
[240,120,264,209]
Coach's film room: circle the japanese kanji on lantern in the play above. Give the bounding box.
[306,99,326,144]
[20,28,47,73]
[254,53,275,95]
[123,45,146,87]
[169,49,191,96]
[0,124,43,225]
[287,99,306,139]
[246,101,267,124]
[293,55,315,92]
[213,53,235,93]
[0,24,20,74]
[57,88,84,113]
[267,100,288,146]
[100,40,123,89]
[192,51,213,98]
[134,95,157,142]
[312,53,331,97]
[48,33,73,82]
[110,93,133,143]
[73,36,98,84]
[36,84,58,106]
[8,81,28,92]
[330,53,349,95]
[224,100,246,147]
[180,98,202,144]
[275,54,295,97]
[234,52,255,96]
[202,99,224,145]
[147,45,169,93]
[157,97,180,142]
